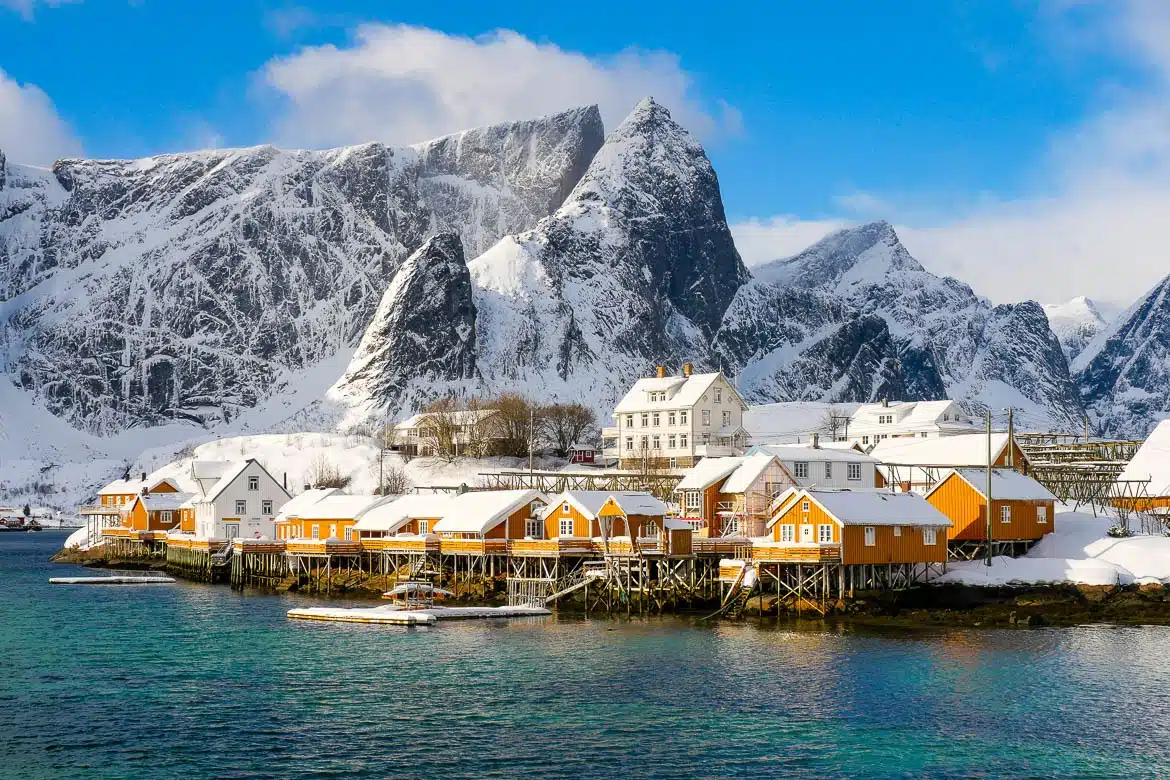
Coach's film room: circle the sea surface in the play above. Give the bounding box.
[3,531,1170,779]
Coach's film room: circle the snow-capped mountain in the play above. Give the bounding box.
[1043,296,1109,362]
[1073,274,1170,437]
[0,107,602,435]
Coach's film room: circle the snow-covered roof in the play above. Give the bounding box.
[675,457,744,491]
[275,488,342,521]
[1118,420,1170,497]
[353,494,456,532]
[538,491,613,522]
[98,475,180,496]
[198,459,290,504]
[747,444,877,463]
[287,493,383,520]
[720,454,783,495]
[613,370,744,414]
[742,402,860,443]
[192,460,233,481]
[769,489,952,528]
[433,490,547,535]
[663,517,693,531]
[135,492,195,512]
[851,400,964,426]
[394,409,498,430]
[603,492,667,516]
[869,433,1021,467]
[932,468,1057,502]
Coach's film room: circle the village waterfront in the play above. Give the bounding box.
[5,531,1170,778]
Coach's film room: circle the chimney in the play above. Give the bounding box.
[683,363,693,377]
[811,433,820,449]
[656,365,666,379]
[881,398,889,408]
[141,471,147,481]
[303,484,311,492]
[283,472,288,490]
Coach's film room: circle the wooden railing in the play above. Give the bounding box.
[508,538,596,556]
[362,536,438,553]
[285,540,362,555]
[438,538,509,555]
[751,544,841,563]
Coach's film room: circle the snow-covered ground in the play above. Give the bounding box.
[937,505,1170,587]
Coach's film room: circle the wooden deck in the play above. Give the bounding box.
[508,538,596,556]
[362,536,440,554]
[751,544,841,563]
[285,540,362,556]
[438,538,509,555]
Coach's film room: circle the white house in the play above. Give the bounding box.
[192,459,292,539]
[745,443,879,489]
[845,399,979,446]
[869,432,1030,492]
[602,363,748,468]
[391,409,502,457]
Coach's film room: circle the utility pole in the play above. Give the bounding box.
[1006,407,1014,469]
[528,407,535,474]
[985,409,993,568]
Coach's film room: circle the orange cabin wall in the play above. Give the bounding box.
[127,501,148,530]
[770,500,841,544]
[926,475,1054,541]
[296,517,357,540]
[544,502,593,538]
[398,517,442,535]
[840,525,945,565]
[502,502,546,538]
[179,508,195,533]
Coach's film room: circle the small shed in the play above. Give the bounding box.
[924,467,1056,542]
[567,443,596,465]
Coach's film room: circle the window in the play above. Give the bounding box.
[652,412,660,427]
[161,511,174,524]
[862,435,869,445]
[419,519,430,535]
[1037,506,1048,524]
[626,437,634,451]
[524,517,539,538]
[669,458,677,469]
[714,388,722,403]
[641,413,649,427]
[344,527,353,541]
[562,502,572,515]
[817,524,833,543]
[923,527,937,545]
[824,462,833,480]
[559,517,575,537]
[262,500,273,515]
[640,436,649,450]
[680,434,688,449]
[921,432,929,438]
[722,410,731,426]
[668,412,676,426]
[652,435,661,450]
[893,525,902,537]
[685,491,701,510]
[1001,505,1012,524]
[864,526,876,546]
[311,526,320,540]
[248,476,259,491]
[848,463,862,481]
[668,435,677,449]
[625,414,633,427]
[680,411,688,425]
[801,500,810,513]
[235,499,246,515]
[702,410,711,426]
[794,462,809,479]
[780,524,795,542]
[943,413,950,421]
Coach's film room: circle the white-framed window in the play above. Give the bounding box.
[680,434,688,449]
[626,437,634,451]
[680,411,688,425]
[668,435,677,449]
[848,463,862,481]
[943,413,950,421]
[794,462,809,479]
[722,410,731,426]
[862,435,869,445]
[825,462,833,479]
[344,527,353,540]
[652,435,661,450]
[640,436,649,450]
[311,526,320,540]
[714,388,722,403]
[235,499,247,515]
[248,476,259,491]
[262,500,273,515]
[668,412,676,426]
[419,519,430,535]
[161,510,173,524]
[921,432,929,438]
[923,527,937,545]
[225,523,240,539]
[652,412,660,427]
[702,410,711,426]
[641,413,649,427]
[685,491,701,510]
[864,526,876,546]
[669,458,678,469]
[801,500,810,513]
[780,524,795,542]
[559,517,574,537]
[523,517,539,538]
[625,414,633,427]
[562,502,571,514]
[1001,505,1012,524]
[1037,506,1048,524]
[893,525,902,537]
[817,524,833,543]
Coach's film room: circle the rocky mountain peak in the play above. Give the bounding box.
[755,220,923,291]
[1043,295,1109,362]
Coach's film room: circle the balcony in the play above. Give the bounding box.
[751,543,841,563]
[601,426,620,440]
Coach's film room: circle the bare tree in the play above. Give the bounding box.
[419,396,463,461]
[306,454,352,489]
[378,464,412,496]
[818,405,849,442]
[544,402,596,457]
[483,393,544,458]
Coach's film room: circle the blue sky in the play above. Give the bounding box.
[2,0,1167,305]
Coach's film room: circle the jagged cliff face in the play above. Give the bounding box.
[1074,275,1170,437]
[0,107,603,433]
[1044,296,1108,363]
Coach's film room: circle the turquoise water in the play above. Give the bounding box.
[3,533,1170,778]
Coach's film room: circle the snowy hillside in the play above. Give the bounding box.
[1043,296,1108,362]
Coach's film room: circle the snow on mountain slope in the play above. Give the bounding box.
[746,222,1084,428]
[0,106,601,436]
[1074,273,1170,436]
[1044,296,1108,362]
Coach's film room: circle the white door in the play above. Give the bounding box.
[800,524,814,542]
[224,523,240,539]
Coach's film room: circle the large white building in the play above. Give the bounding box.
[844,400,978,446]
[602,364,748,468]
[191,459,292,539]
[746,442,880,489]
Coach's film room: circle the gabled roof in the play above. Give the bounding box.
[741,401,859,443]
[869,433,1024,468]
[98,475,181,496]
[852,400,961,424]
[675,457,744,491]
[613,370,745,414]
[288,493,383,520]
[720,454,785,494]
[275,488,342,521]
[1118,420,1170,497]
[768,489,952,528]
[200,459,291,504]
[192,460,234,481]
[132,492,195,512]
[928,468,1057,502]
[601,493,667,516]
[538,491,613,522]
[432,490,547,535]
[352,494,456,532]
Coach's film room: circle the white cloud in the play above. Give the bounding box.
[0,69,82,166]
[731,216,849,267]
[733,1,1170,309]
[259,24,740,149]
[1,0,75,21]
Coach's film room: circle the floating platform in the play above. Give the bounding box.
[286,604,551,625]
[49,576,176,585]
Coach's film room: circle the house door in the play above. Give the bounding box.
[800,524,814,543]
[224,523,240,539]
